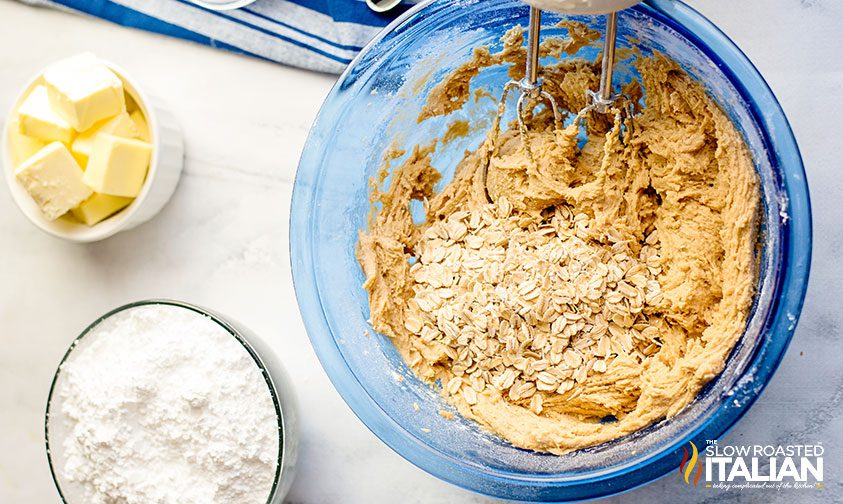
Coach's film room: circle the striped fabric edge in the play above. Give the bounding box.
[243,1,388,51]
[17,0,400,73]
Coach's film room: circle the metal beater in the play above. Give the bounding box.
[483,1,643,198]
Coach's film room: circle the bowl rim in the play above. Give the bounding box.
[290,0,813,500]
[187,0,259,10]
[2,56,161,243]
[43,299,287,504]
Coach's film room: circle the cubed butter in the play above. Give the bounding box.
[82,134,151,197]
[15,142,92,220]
[130,110,150,142]
[17,85,76,144]
[125,93,140,113]
[71,112,139,166]
[43,53,125,131]
[6,119,47,166]
[71,193,133,226]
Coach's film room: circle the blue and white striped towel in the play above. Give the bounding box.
[18,0,416,73]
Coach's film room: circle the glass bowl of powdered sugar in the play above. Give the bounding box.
[44,299,298,504]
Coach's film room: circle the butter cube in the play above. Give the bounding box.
[82,134,151,197]
[43,54,125,131]
[71,112,139,166]
[17,86,76,144]
[15,142,92,220]
[125,92,141,113]
[71,193,133,226]
[6,119,47,166]
[130,110,150,142]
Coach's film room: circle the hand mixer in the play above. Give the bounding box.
[482,0,643,199]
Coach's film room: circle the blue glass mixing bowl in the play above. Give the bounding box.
[291,0,811,500]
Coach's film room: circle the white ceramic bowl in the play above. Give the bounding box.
[188,0,258,10]
[2,56,184,242]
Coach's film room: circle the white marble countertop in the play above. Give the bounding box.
[1,0,841,502]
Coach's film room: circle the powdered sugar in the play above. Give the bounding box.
[50,304,279,504]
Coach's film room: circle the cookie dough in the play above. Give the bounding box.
[357,24,760,454]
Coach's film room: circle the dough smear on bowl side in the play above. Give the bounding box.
[357,24,760,455]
